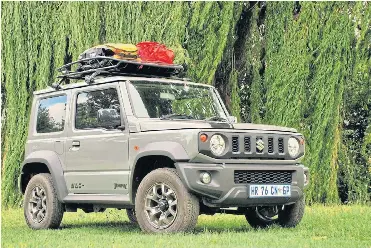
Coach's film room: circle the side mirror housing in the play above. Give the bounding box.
[227,116,237,123]
[117,125,125,130]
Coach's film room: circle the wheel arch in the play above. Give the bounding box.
[20,150,68,201]
[129,142,190,203]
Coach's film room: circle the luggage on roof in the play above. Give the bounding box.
[76,42,175,72]
[78,43,139,61]
[77,43,139,71]
[136,41,174,64]
[54,42,184,88]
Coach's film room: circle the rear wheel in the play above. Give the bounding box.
[278,196,305,227]
[245,197,305,228]
[24,173,64,229]
[135,168,199,233]
[245,206,279,228]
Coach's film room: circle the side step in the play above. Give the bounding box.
[63,194,131,208]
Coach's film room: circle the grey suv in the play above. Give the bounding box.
[20,59,309,233]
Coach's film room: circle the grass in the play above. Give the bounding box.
[1,205,371,248]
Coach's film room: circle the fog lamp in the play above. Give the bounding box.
[200,172,211,184]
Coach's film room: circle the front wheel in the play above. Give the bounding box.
[135,168,199,233]
[245,197,305,228]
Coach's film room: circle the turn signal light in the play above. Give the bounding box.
[200,133,208,142]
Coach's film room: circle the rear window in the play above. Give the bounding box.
[36,95,67,133]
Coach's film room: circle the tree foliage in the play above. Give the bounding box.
[1,2,370,207]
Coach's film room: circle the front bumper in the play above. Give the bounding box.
[175,162,309,207]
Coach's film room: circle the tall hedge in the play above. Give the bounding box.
[1,2,370,207]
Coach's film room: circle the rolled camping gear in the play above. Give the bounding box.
[78,43,139,60]
[76,42,175,72]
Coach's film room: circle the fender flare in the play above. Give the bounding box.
[20,150,68,202]
[129,141,189,202]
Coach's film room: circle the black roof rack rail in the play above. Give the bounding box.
[52,57,186,89]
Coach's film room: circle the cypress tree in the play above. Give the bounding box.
[1,2,370,207]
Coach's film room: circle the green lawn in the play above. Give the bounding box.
[2,205,371,248]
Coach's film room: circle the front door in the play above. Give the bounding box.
[64,82,129,194]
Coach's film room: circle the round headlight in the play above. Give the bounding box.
[288,137,300,157]
[209,134,226,156]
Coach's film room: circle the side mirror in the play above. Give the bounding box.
[116,125,125,130]
[227,116,237,123]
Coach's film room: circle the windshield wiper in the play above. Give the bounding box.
[205,116,228,122]
[160,114,194,120]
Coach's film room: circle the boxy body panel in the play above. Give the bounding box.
[21,76,308,208]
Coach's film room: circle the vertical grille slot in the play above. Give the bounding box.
[268,137,274,153]
[278,138,284,153]
[244,137,251,152]
[232,136,239,153]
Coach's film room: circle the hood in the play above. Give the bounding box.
[232,123,297,133]
[139,119,232,131]
[138,119,296,133]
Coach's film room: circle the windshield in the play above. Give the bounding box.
[127,81,228,121]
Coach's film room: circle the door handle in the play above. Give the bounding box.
[72,141,80,147]
[70,141,80,152]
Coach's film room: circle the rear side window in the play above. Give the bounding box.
[75,88,121,130]
[36,95,67,133]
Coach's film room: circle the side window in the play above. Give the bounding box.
[36,95,67,133]
[75,88,121,130]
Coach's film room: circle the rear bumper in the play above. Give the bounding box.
[175,162,309,207]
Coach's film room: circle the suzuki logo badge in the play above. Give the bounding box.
[256,139,264,152]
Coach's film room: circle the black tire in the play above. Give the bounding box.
[245,207,277,228]
[24,173,64,229]
[278,196,305,227]
[245,197,305,229]
[126,209,137,224]
[135,168,199,233]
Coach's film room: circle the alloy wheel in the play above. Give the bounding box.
[144,183,178,229]
[28,186,47,223]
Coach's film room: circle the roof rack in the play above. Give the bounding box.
[53,57,185,89]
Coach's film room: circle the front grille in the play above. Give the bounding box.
[233,135,288,159]
[278,138,284,153]
[232,136,239,153]
[244,137,251,152]
[234,170,292,184]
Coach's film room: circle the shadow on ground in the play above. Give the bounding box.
[60,220,264,234]
[61,221,140,230]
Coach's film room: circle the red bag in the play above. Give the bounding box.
[136,42,174,64]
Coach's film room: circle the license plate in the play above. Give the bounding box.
[249,185,291,198]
